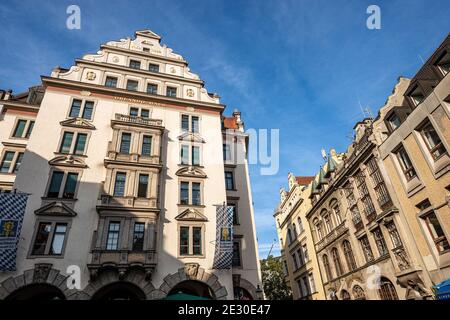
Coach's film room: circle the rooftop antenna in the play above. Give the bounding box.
[418,54,425,64]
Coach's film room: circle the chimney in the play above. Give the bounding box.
[232,108,244,131]
[3,90,12,100]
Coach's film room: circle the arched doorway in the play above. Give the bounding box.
[167,280,215,300]
[91,282,146,300]
[234,287,253,300]
[6,284,66,300]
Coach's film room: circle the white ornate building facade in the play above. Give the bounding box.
[0,30,262,300]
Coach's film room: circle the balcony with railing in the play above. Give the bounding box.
[97,194,158,210]
[113,113,163,127]
[88,231,157,281]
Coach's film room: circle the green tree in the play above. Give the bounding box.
[261,255,292,300]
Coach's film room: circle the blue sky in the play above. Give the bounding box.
[1,0,450,258]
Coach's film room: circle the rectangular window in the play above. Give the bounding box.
[137,174,149,198]
[63,173,78,199]
[147,83,158,95]
[106,222,120,250]
[166,87,177,97]
[223,144,231,161]
[355,172,376,220]
[181,115,189,132]
[13,120,27,138]
[193,227,202,255]
[180,182,189,205]
[114,172,127,197]
[130,107,139,117]
[148,64,159,73]
[387,113,401,132]
[367,158,391,208]
[233,241,241,266]
[31,222,52,255]
[192,146,200,166]
[129,60,141,69]
[105,76,118,88]
[25,121,35,138]
[181,145,189,165]
[49,223,68,255]
[422,211,450,253]
[142,136,152,156]
[47,171,64,198]
[180,226,190,255]
[60,132,74,154]
[396,146,417,181]
[141,109,150,118]
[292,253,299,270]
[69,100,82,118]
[225,172,234,190]
[420,121,447,161]
[13,152,24,174]
[120,133,131,154]
[230,204,238,225]
[126,80,139,91]
[192,183,201,206]
[192,116,199,133]
[74,133,87,155]
[360,235,375,263]
[0,151,15,173]
[373,228,389,256]
[132,223,145,251]
[82,101,94,120]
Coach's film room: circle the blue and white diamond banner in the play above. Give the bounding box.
[0,193,29,272]
[213,205,234,269]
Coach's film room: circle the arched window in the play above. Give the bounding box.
[341,290,351,300]
[292,223,297,238]
[314,218,324,241]
[342,240,357,271]
[331,247,343,277]
[287,228,293,244]
[297,217,304,234]
[330,200,343,225]
[379,277,399,300]
[352,285,366,300]
[322,254,333,281]
[322,210,333,234]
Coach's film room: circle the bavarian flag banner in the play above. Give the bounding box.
[213,204,234,269]
[0,192,29,272]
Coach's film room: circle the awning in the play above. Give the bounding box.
[433,279,450,300]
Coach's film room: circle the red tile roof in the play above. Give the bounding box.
[296,176,315,186]
[223,117,238,129]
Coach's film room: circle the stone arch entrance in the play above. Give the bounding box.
[168,280,215,299]
[159,264,228,300]
[233,275,257,300]
[91,281,146,300]
[0,263,74,300]
[81,268,156,300]
[5,283,66,300]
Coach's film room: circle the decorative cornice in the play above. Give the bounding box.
[41,77,225,113]
[35,201,77,217]
[49,155,88,168]
[175,166,207,178]
[175,208,208,222]
[60,117,96,130]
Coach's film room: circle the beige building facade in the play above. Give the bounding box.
[373,34,450,289]
[276,33,450,300]
[0,30,262,300]
[274,174,325,300]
